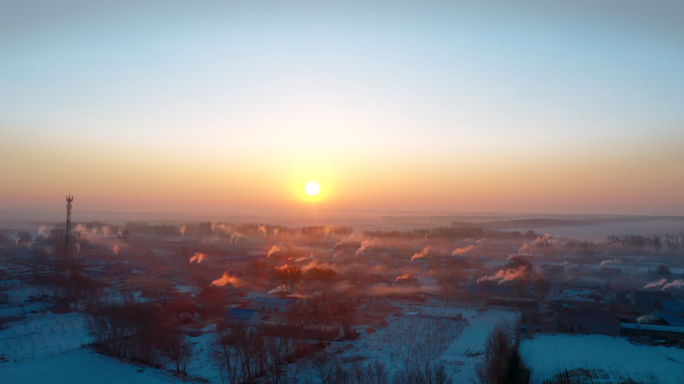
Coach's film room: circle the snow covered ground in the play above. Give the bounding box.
[326,304,517,383]
[0,348,179,384]
[520,334,684,384]
[1,312,91,363]
[7,298,683,384]
[440,309,517,382]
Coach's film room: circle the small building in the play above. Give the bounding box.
[632,291,675,311]
[620,323,684,341]
[555,312,620,336]
[251,297,296,313]
[660,314,684,327]
[225,308,260,327]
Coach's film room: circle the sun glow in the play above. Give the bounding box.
[305,181,320,197]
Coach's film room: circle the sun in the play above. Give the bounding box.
[304,181,320,197]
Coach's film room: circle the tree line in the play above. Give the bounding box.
[606,233,684,255]
[86,300,193,374]
[362,226,483,240]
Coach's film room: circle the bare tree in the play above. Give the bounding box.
[476,320,512,384]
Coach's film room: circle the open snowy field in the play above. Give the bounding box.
[440,309,518,382]
[0,348,180,384]
[1,312,91,363]
[520,334,684,384]
[327,304,517,382]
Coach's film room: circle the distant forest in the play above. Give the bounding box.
[452,216,684,230]
[362,226,483,239]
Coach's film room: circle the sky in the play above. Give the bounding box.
[1,0,683,216]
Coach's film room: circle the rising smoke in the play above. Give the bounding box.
[267,245,283,258]
[644,279,667,289]
[211,271,243,287]
[411,246,432,261]
[189,252,206,263]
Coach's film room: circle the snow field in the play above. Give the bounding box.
[520,334,684,384]
[440,309,518,382]
[0,348,179,384]
[0,312,91,363]
[331,313,466,376]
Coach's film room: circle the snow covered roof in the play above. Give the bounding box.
[660,314,684,327]
[662,301,684,312]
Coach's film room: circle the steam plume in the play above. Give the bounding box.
[91,227,98,235]
[211,271,243,287]
[477,264,544,285]
[189,252,206,263]
[518,233,554,255]
[356,238,379,256]
[452,245,475,256]
[38,226,47,236]
[662,280,684,291]
[75,224,87,232]
[102,226,110,237]
[268,285,288,295]
[411,245,432,261]
[180,225,186,238]
[259,225,267,235]
[267,245,283,258]
[600,258,622,266]
[335,234,354,247]
[477,267,526,284]
[395,274,411,282]
[636,314,658,324]
[112,245,120,255]
[644,279,667,289]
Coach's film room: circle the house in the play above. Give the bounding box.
[225,308,260,327]
[555,312,620,336]
[251,297,296,313]
[632,291,676,311]
[620,322,684,341]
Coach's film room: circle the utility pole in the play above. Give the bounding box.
[65,195,73,260]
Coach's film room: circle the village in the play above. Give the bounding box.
[1,221,684,383]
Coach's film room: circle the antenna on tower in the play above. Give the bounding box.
[65,194,74,259]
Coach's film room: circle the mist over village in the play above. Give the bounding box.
[2,1,684,384]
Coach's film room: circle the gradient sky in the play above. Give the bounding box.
[1,1,683,215]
